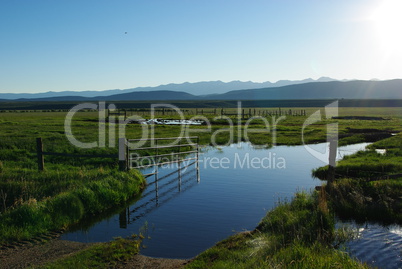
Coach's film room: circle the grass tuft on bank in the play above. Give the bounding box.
[326,178,402,224]
[186,191,369,269]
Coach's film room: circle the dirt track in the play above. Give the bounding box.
[0,239,190,269]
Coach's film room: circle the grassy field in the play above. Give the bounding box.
[0,106,401,267]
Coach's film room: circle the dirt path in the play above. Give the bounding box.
[0,239,190,268]
[0,239,91,269]
[115,255,190,269]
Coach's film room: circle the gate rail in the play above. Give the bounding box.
[118,136,199,181]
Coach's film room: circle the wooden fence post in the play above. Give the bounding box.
[36,137,45,171]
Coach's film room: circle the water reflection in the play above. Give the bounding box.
[343,222,402,269]
[62,142,379,259]
[63,163,199,243]
[121,167,199,226]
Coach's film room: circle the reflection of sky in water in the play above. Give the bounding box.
[61,142,398,263]
[390,227,402,236]
[345,222,402,269]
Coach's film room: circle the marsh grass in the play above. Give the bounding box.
[186,191,369,269]
[313,135,402,180]
[0,169,145,243]
[312,135,402,224]
[326,178,402,224]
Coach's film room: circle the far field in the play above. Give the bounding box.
[0,105,401,172]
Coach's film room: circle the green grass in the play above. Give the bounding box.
[36,236,141,269]
[0,168,145,243]
[0,108,400,160]
[313,134,402,180]
[325,178,402,224]
[186,191,369,269]
[312,134,402,224]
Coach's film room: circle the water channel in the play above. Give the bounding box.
[62,142,401,268]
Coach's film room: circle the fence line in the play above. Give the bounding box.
[107,108,307,120]
[118,136,200,183]
[36,137,118,171]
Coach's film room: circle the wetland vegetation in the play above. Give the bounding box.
[0,105,401,267]
[313,134,402,224]
[186,191,370,269]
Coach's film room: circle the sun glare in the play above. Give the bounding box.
[370,0,402,55]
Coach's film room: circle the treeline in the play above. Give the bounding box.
[0,99,402,111]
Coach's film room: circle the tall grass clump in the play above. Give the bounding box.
[256,191,334,246]
[325,178,402,224]
[0,169,145,243]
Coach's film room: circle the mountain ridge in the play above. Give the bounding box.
[1,78,401,102]
[209,79,402,100]
[0,77,337,99]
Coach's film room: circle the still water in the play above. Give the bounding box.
[62,142,401,267]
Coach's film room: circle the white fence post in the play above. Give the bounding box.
[119,138,127,171]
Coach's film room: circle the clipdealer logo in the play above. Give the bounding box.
[63,101,338,169]
[302,101,339,165]
[63,101,286,149]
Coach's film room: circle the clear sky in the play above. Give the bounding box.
[1,0,401,93]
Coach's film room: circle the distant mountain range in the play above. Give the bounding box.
[210,79,402,100]
[0,77,337,100]
[0,78,401,101]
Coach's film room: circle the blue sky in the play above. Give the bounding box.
[1,0,401,93]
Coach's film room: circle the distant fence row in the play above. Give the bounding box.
[107,108,307,119]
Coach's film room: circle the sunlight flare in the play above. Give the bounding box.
[370,0,402,54]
